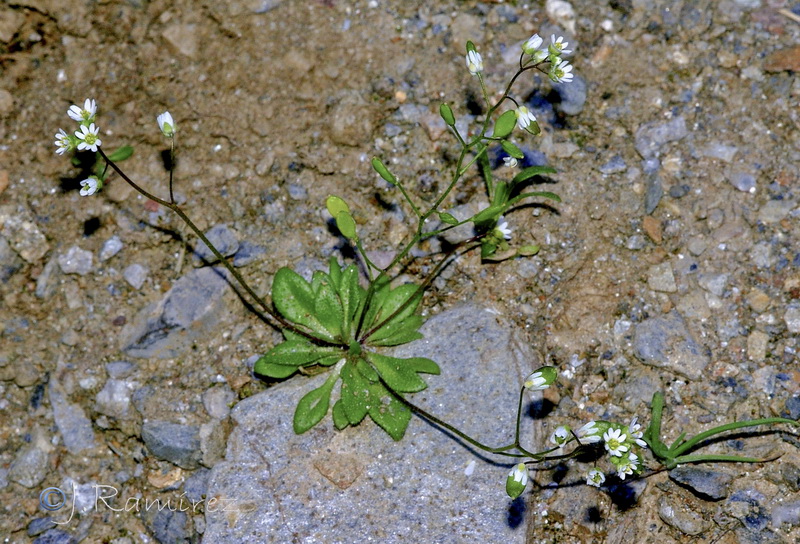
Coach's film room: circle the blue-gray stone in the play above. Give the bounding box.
[27,517,56,536]
[8,445,48,487]
[35,255,60,299]
[0,235,21,282]
[669,466,733,500]
[193,224,239,263]
[57,246,93,276]
[119,266,231,359]
[123,263,148,290]
[784,396,800,420]
[552,74,587,116]
[598,155,627,174]
[184,468,211,502]
[142,420,202,469]
[287,183,307,200]
[99,235,123,261]
[668,184,690,198]
[645,175,663,214]
[634,116,688,159]
[205,304,543,543]
[633,311,710,380]
[106,361,137,379]
[32,529,77,544]
[49,381,95,454]
[145,509,191,544]
[729,171,756,193]
[233,240,266,267]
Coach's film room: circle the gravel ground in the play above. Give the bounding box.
[0,0,799,542]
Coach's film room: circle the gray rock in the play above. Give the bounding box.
[202,385,236,420]
[633,311,710,380]
[199,421,227,467]
[57,246,93,276]
[634,116,688,159]
[0,235,22,282]
[437,201,485,245]
[99,235,123,261]
[658,495,711,535]
[626,235,646,250]
[698,273,728,297]
[193,224,239,264]
[32,529,77,544]
[142,420,202,469]
[0,204,50,263]
[205,304,541,543]
[598,155,627,174]
[286,182,307,200]
[49,381,95,454]
[780,463,800,492]
[784,307,800,334]
[758,199,795,224]
[552,74,587,115]
[784,396,800,420]
[700,142,738,162]
[106,361,137,379]
[119,266,232,359]
[232,241,266,267]
[27,517,56,536]
[95,379,136,419]
[123,264,148,290]
[144,509,191,544]
[669,466,733,500]
[647,262,677,292]
[8,445,48,488]
[644,175,663,214]
[771,500,800,530]
[184,468,211,502]
[35,254,61,299]
[729,171,756,193]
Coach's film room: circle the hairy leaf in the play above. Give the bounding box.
[272,268,335,341]
[369,393,412,441]
[366,352,428,393]
[293,374,337,434]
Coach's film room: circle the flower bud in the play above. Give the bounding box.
[505,463,528,499]
[523,366,557,391]
[157,111,176,137]
[439,103,455,126]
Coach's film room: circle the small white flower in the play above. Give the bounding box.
[497,221,512,240]
[75,123,102,152]
[615,452,639,480]
[68,98,97,123]
[549,425,571,447]
[603,428,629,457]
[79,176,101,196]
[466,50,483,76]
[157,111,176,137]
[628,416,648,448]
[586,469,605,488]
[54,128,71,155]
[521,34,543,55]
[549,59,574,84]
[575,421,602,444]
[523,366,557,391]
[503,156,518,169]
[515,106,536,130]
[509,463,528,486]
[549,35,572,56]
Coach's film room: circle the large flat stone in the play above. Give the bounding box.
[205,304,542,543]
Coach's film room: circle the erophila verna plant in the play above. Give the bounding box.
[55,35,798,498]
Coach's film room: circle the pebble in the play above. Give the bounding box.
[771,500,800,530]
[658,495,711,535]
[142,420,203,469]
[747,330,769,361]
[785,307,800,334]
[785,396,800,419]
[49,381,95,454]
[35,255,60,299]
[99,235,123,261]
[123,264,148,290]
[287,182,308,200]
[669,466,734,500]
[668,184,690,198]
[95,379,136,419]
[0,204,50,263]
[184,468,210,502]
[27,517,56,536]
[626,234,646,250]
[145,509,191,544]
[647,262,677,292]
[57,246,93,276]
[161,24,198,58]
[202,385,236,420]
[597,155,627,174]
[0,9,24,43]
[328,93,376,145]
[0,234,22,282]
[232,241,266,267]
[644,175,663,214]
[634,116,688,159]
[698,273,728,297]
[687,236,707,256]
[7,445,48,488]
[31,529,77,544]
[552,74,587,116]
[106,361,137,379]
[764,44,800,72]
[193,224,239,264]
[780,463,800,492]
[642,215,662,243]
[758,199,795,224]
[633,311,709,380]
[729,171,756,193]
[700,142,738,162]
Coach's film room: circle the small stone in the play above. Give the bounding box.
[35,256,59,300]
[8,445,48,488]
[785,396,800,420]
[626,234,646,250]
[658,496,711,535]
[758,199,795,224]
[728,171,756,193]
[200,421,226,467]
[647,262,677,292]
[233,241,266,267]
[144,509,191,544]
[779,463,800,492]
[642,216,662,243]
[184,468,210,502]
[287,183,308,200]
[700,142,738,162]
[202,385,236,420]
[633,311,710,380]
[123,264,148,290]
[747,330,769,361]
[698,273,727,297]
[746,288,771,312]
[687,236,707,256]
[0,168,9,193]
[644,176,663,214]
[552,74,587,116]
[0,10,24,44]
[771,500,800,529]
[597,155,627,174]
[634,116,688,159]
[707,208,724,230]
[162,24,198,57]
[668,184,690,198]
[57,246,93,276]
[27,517,56,537]
[193,224,239,264]
[106,361,137,379]
[0,235,21,282]
[95,379,137,419]
[670,466,733,500]
[99,236,123,261]
[785,307,800,334]
[142,420,202,469]
[0,204,50,263]
[31,529,77,544]
[49,381,95,454]
[764,45,800,72]
[328,93,376,146]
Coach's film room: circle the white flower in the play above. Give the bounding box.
[549,35,572,56]
[515,106,536,130]
[497,221,512,240]
[54,128,71,155]
[603,428,629,457]
[521,34,543,55]
[68,98,97,123]
[628,416,648,448]
[157,111,176,137]
[506,463,529,499]
[586,469,605,488]
[575,421,602,444]
[615,452,640,480]
[466,50,483,76]
[503,156,518,169]
[79,176,101,196]
[549,59,574,84]
[549,425,571,447]
[75,123,102,152]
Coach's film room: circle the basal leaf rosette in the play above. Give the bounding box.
[254,257,440,440]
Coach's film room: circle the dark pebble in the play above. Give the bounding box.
[669,184,690,198]
[669,466,733,500]
[142,420,202,469]
[27,517,56,537]
[32,529,77,544]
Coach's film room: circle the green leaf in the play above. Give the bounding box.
[313,279,344,340]
[255,339,340,369]
[340,361,370,425]
[404,357,440,375]
[356,357,380,383]
[491,182,511,207]
[335,210,358,240]
[371,157,397,185]
[253,361,299,379]
[367,353,429,393]
[332,399,350,430]
[518,245,540,256]
[326,195,351,218]
[501,140,524,159]
[293,374,337,434]
[438,211,459,225]
[471,204,505,229]
[493,110,517,139]
[481,241,498,259]
[106,145,134,162]
[327,256,342,288]
[369,393,411,441]
[367,315,424,346]
[510,165,557,185]
[364,283,422,343]
[272,268,335,341]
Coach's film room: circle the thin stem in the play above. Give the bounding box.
[670,417,799,458]
[168,137,175,204]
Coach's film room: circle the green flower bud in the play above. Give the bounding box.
[439,103,455,126]
[523,366,557,391]
[505,463,529,499]
[371,157,397,185]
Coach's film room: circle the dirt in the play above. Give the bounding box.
[1,0,799,542]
